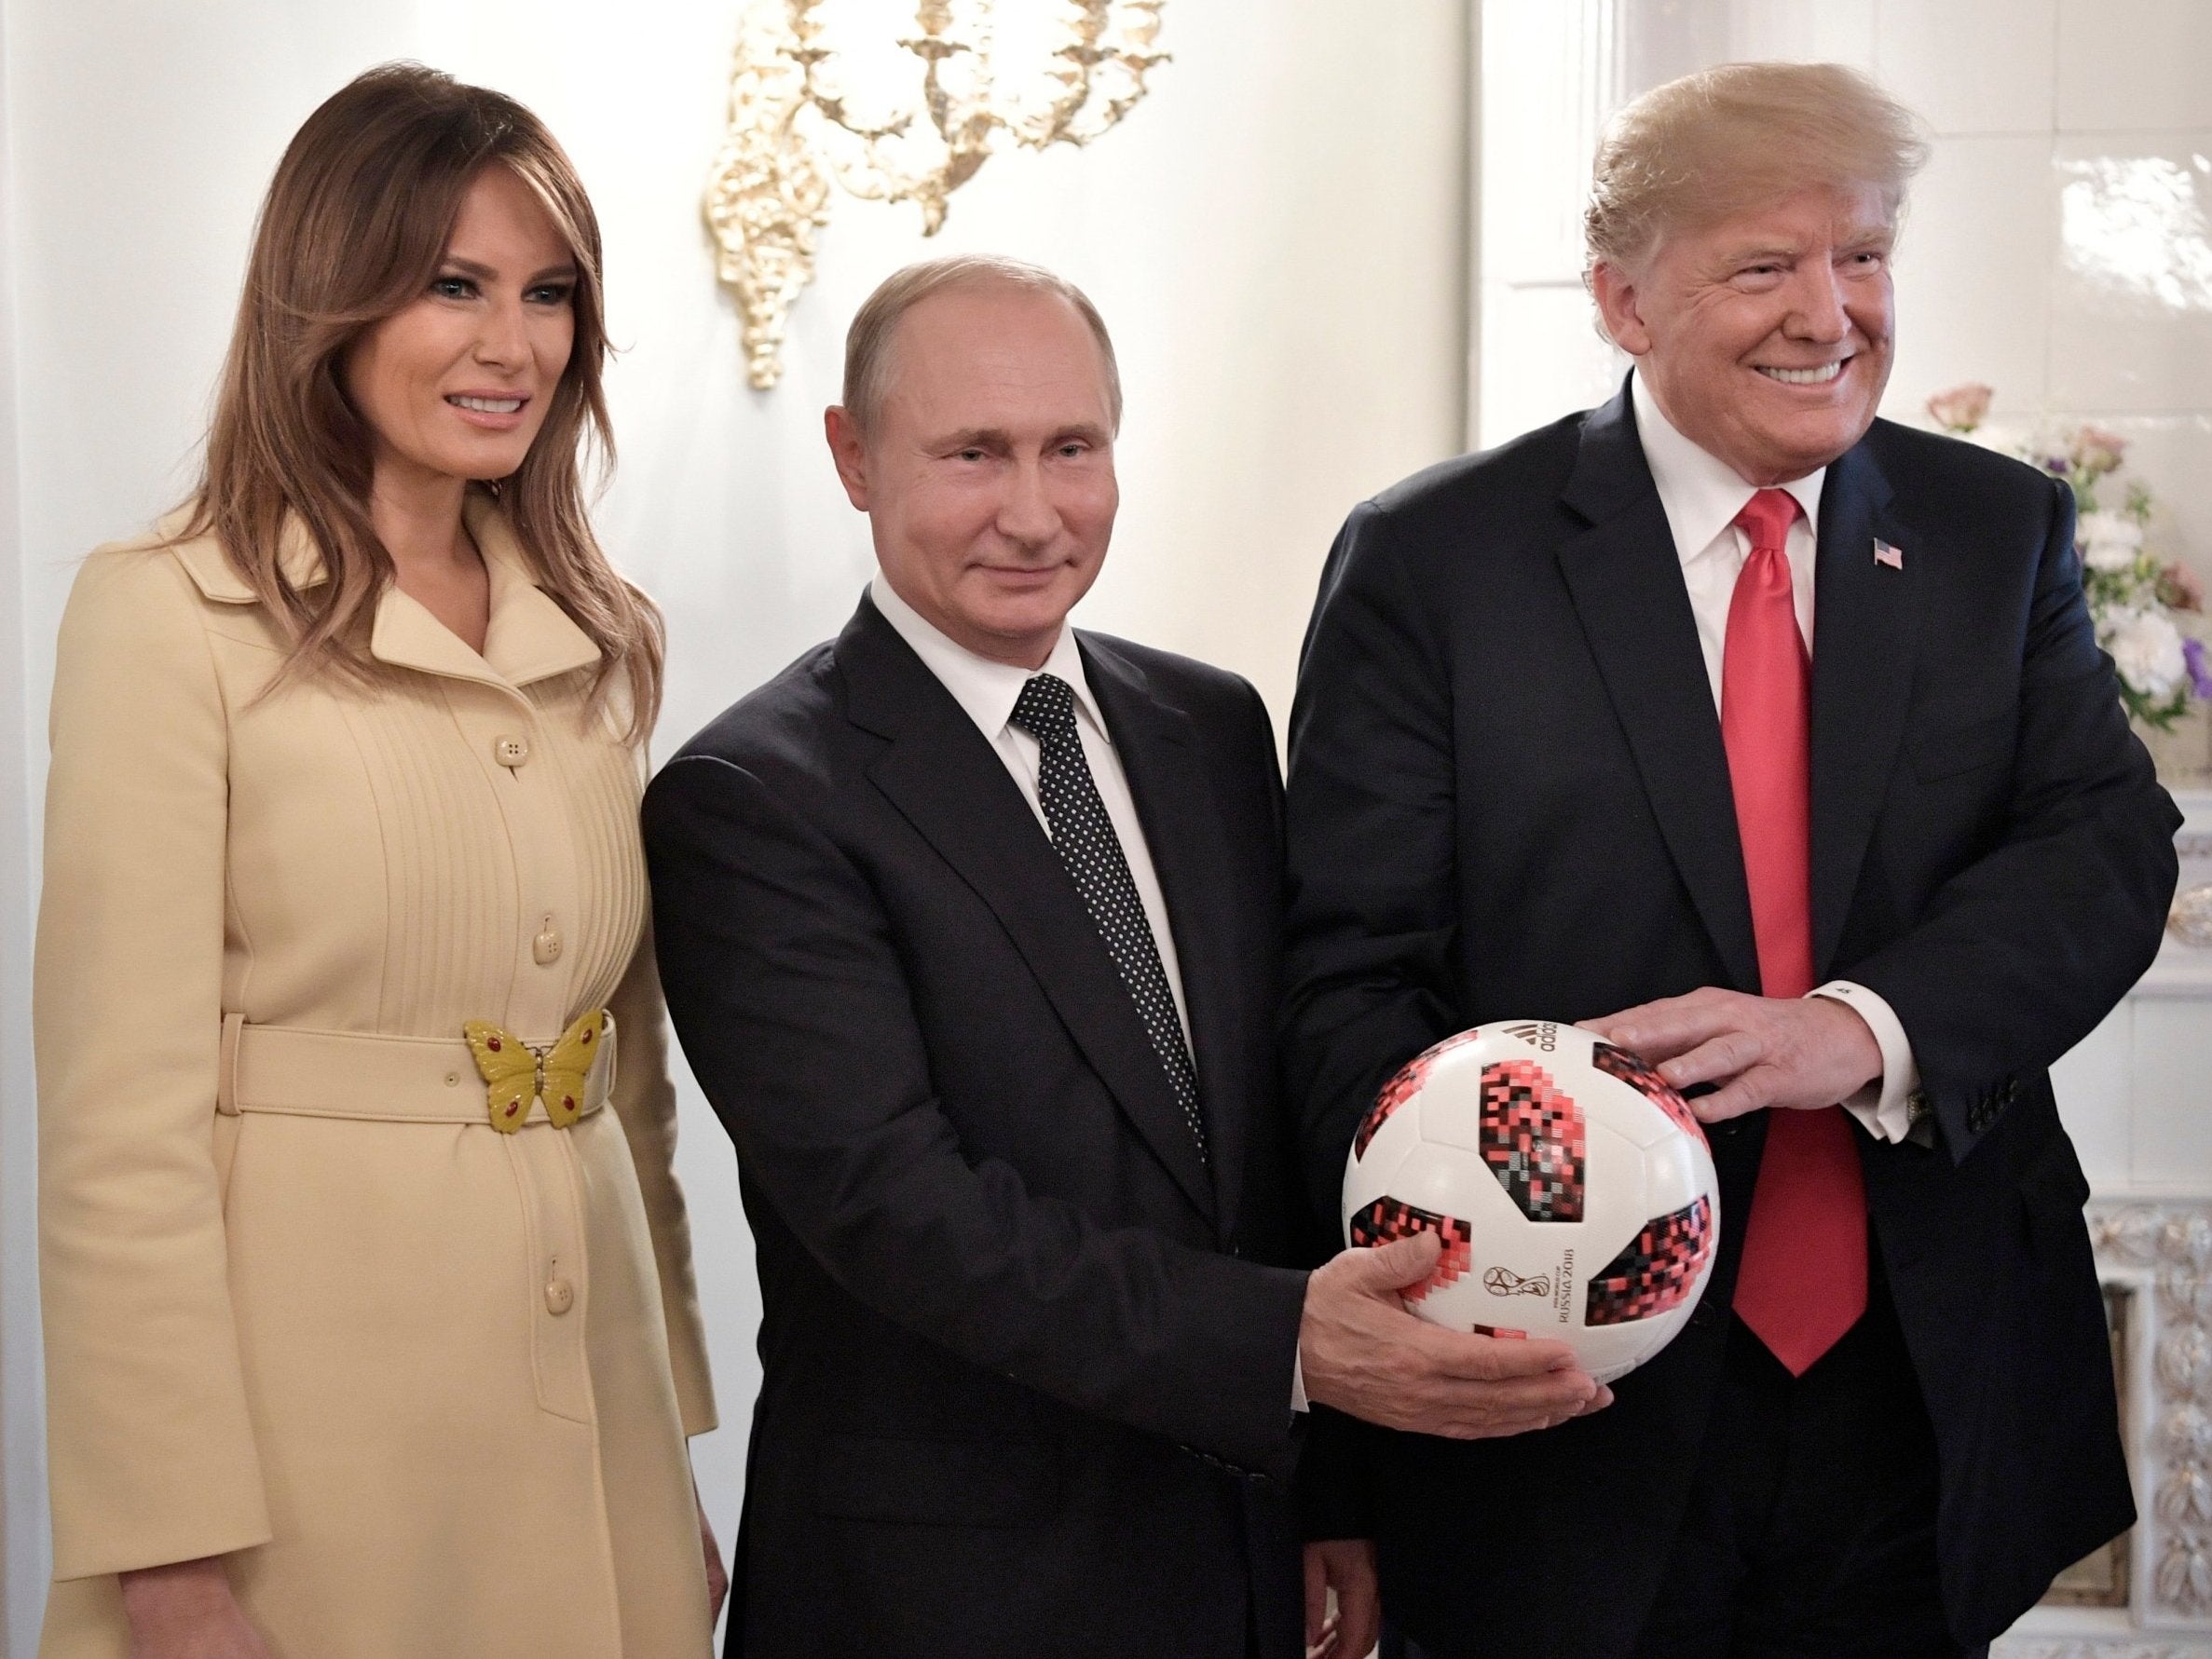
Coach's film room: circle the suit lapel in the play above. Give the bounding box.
[1081,636,1249,1239]
[1556,386,1763,992]
[1809,439,1911,978]
[839,600,1218,1224]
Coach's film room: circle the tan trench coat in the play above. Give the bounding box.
[34,497,717,1657]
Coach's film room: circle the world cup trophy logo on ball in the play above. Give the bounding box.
[1343,1020,1720,1383]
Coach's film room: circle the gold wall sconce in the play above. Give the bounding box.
[704,0,1168,390]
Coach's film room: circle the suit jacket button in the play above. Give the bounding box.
[493,734,530,768]
[545,1277,575,1315]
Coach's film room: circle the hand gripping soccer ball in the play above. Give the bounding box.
[1342,1019,1720,1384]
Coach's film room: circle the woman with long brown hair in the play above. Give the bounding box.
[35,64,722,1656]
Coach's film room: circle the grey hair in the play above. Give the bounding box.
[840,253,1123,436]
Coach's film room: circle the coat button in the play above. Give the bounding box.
[544,1277,575,1315]
[532,918,562,966]
[493,735,530,768]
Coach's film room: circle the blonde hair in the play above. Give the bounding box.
[840,254,1123,436]
[1585,61,1930,279]
[182,62,662,739]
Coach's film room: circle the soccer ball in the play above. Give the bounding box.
[1342,1019,1720,1385]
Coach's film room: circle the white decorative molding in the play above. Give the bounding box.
[2006,796,2212,1656]
[2091,1201,2212,1632]
[2002,1202,2212,1654]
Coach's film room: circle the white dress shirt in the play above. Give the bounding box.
[868,573,1195,1051]
[1631,373,1920,1143]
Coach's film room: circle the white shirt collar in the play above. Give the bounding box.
[868,570,1108,743]
[1630,369,1825,564]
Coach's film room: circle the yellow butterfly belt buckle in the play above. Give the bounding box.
[463,1009,608,1133]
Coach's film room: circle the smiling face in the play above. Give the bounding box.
[343,165,578,494]
[1592,184,1896,484]
[826,281,1119,668]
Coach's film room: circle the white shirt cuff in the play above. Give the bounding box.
[1809,980,1920,1143]
[1292,1352,1309,1414]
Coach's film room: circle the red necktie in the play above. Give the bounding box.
[1721,488,1867,1376]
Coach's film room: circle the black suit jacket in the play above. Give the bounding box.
[1283,384,2178,1655]
[645,596,1312,1659]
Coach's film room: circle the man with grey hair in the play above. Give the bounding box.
[1287,61,2177,1657]
[645,253,1604,1658]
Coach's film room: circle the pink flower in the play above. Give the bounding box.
[2160,563,2205,614]
[1926,383,1994,431]
[2071,425,2128,478]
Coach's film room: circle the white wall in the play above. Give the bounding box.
[1475,0,2212,615]
[1882,0,2212,594]
[0,0,29,1644]
[0,3,1471,1649]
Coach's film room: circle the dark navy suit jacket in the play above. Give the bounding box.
[1283,381,2178,1654]
[647,596,1313,1658]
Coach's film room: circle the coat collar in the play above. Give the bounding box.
[1807,436,1911,977]
[1556,376,1915,986]
[167,506,321,602]
[167,491,601,692]
[375,493,601,689]
[839,594,1221,1227]
[865,570,1111,751]
[1558,378,1762,991]
[1631,369,1825,573]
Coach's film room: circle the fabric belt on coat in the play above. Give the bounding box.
[214,1013,617,1128]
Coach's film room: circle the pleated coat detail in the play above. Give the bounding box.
[35,499,717,1658]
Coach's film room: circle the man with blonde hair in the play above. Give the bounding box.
[1287,62,2176,1657]
[646,254,1604,1658]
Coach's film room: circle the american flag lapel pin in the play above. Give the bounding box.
[1874,538,1905,571]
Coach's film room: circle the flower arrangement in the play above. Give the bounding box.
[1928,383,2209,730]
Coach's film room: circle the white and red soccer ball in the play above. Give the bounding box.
[1342,1019,1721,1385]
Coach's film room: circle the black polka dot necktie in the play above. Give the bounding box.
[1010,673,1208,1164]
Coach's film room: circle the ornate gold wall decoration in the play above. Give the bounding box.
[703,0,1167,389]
